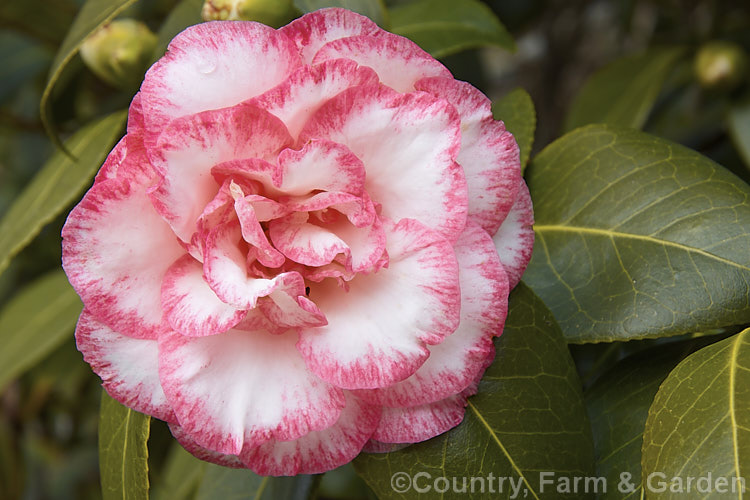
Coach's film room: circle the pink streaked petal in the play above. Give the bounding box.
[150,104,293,242]
[211,158,280,195]
[313,34,451,93]
[170,423,245,468]
[234,197,286,268]
[158,329,345,455]
[269,210,384,273]
[371,394,467,443]
[234,305,289,335]
[297,218,460,390]
[280,8,383,64]
[248,59,379,139]
[62,154,183,340]
[355,222,507,407]
[269,215,349,267]
[301,85,467,242]
[292,261,356,284]
[416,77,522,234]
[140,21,301,144]
[203,222,288,307]
[240,392,380,476]
[284,191,375,228]
[161,255,246,337]
[126,92,145,136]
[94,136,128,183]
[96,95,147,182]
[492,181,534,289]
[258,273,328,329]
[277,139,367,196]
[76,309,175,422]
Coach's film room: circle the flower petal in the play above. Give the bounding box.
[240,393,380,475]
[150,104,293,242]
[355,221,507,407]
[140,21,301,144]
[158,329,345,455]
[62,151,184,340]
[203,222,291,308]
[492,181,535,289]
[169,423,245,468]
[76,309,175,422]
[276,139,367,196]
[371,394,467,443]
[279,7,383,64]
[297,218,460,389]
[268,210,384,273]
[301,85,467,242]
[248,59,379,139]
[416,77,522,234]
[161,255,247,337]
[314,34,451,93]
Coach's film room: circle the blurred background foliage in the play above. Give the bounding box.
[1,0,749,498]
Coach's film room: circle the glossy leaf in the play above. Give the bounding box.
[389,0,514,58]
[40,0,137,151]
[524,124,750,343]
[729,102,750,171]
[492,88,536,171]
[642,330,750,498]
[564,47,685,132]
[151,0,203,62]
[0,270,81,391]
[585,343,696,499]
[195,463,318,500]
[354,283,595,499]
[0,110,127,278]
[99,391,151,500]
[293,0,389,27]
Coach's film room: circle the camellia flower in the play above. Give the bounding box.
[62,8,534,475]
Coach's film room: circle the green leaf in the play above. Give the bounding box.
[641,330,750,498]
[40,0,137,152]
[585,344,696,499]
[0,32,52,104]
[0,271,82,391]
[293,0,389,27]
[564,47,685,132]
[523,124,750,343]
[389,0,514,58]
[0,110,126,278]
[151,0,203,62]
[195,463,318,500]
[354,283,595,499]
[99,391,151,500]
[729,102,750,171]
[152,444,205,500]
[492,88,536,171]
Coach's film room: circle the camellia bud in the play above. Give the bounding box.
[201,0,294,27]
[694,40,748,91]
[80,19,157,89]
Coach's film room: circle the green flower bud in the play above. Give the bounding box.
[694,41,748,91]
[80,19,157,89]
[201,0,294,27]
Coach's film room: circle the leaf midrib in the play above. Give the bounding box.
[467,400,541,500]
[729,333,744,498]
[533,225,750,272]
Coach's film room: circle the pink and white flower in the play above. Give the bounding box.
[62,8,534,475]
